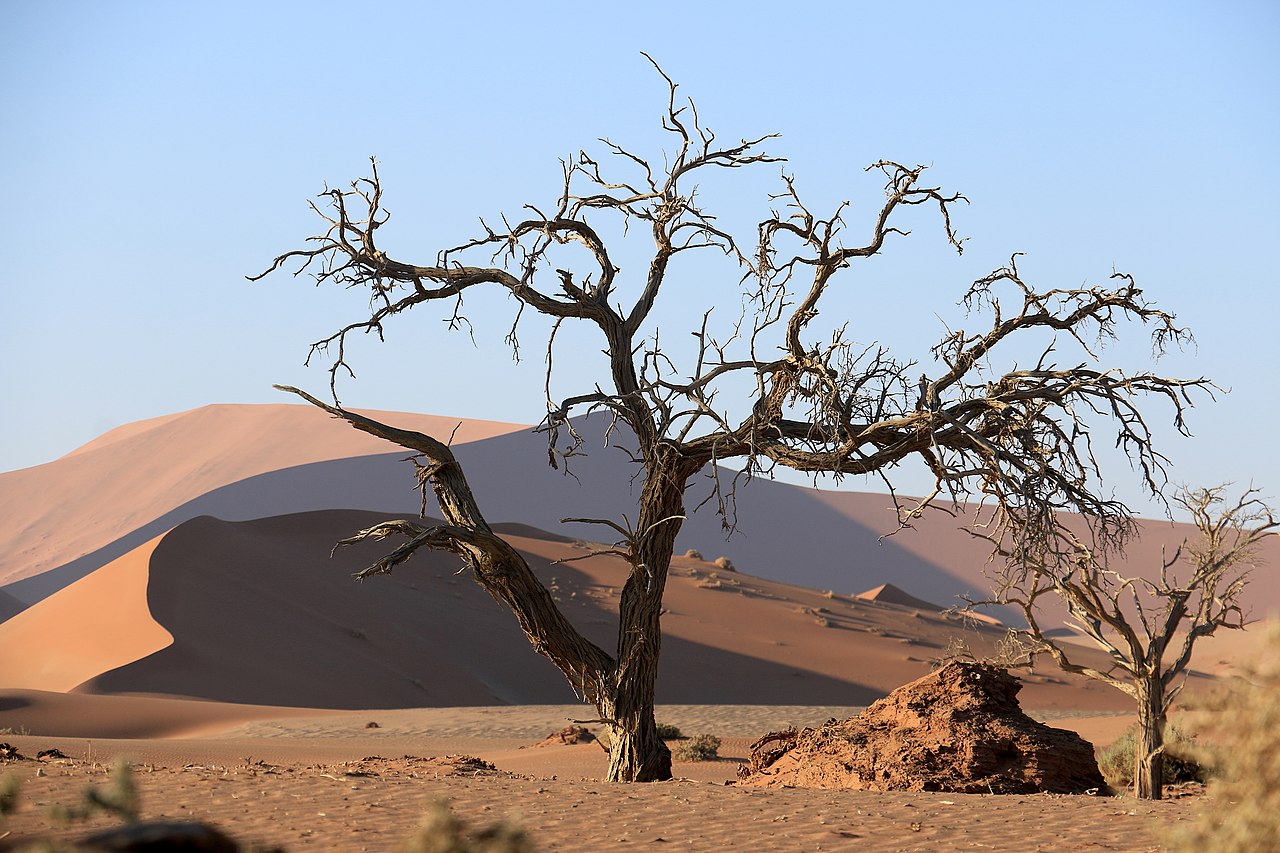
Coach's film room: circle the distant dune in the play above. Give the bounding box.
[0,532,172,692]
[4,404,1274,628]
[1,403,1274,726]
[0,403,527,600]
[3,507,1164,713]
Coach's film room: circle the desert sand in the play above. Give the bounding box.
[1,403,1272,850]
[3,702,1195,852]
[0,507,1170,710]
[5,404,1275,623]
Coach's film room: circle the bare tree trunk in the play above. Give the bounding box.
[1134,678,1165,800]
[604,563,670,782]
[600,450,697,782]
[602,671,670,783]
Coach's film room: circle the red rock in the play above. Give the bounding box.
[737,662,1107,794]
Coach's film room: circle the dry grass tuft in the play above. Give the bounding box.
[399,800,534,853]
[1164,624,1280,852]
[1097,723,1204,789]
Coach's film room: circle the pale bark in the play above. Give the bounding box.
[985,486,1277,798]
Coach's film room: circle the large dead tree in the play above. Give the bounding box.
[253,60,1211,782]
[985,486,1277,799]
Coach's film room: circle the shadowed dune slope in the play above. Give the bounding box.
[5,405,1275,630]
[0,589,23,622]
[0,403,528,591]
[24,509,1154,711]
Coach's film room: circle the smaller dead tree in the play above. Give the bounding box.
[986,485,1277,799]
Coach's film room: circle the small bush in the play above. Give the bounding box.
[1098,723,1205,788]
[46,759,140,826]
[674,734,720,762]
[655,722,684,740]
[713,556,735,572]
[400,799,534,853]
[682,549,704,560]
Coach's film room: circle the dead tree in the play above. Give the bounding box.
[252,60,1211,782]
[985,486,1277,799]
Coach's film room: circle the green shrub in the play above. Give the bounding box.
[655,722,684,740]
[1098,723,1205,788]
[674,734,720,761]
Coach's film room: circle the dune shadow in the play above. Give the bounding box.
[78,510,881,709]
[0,694,32,713]
[6,415,999,625]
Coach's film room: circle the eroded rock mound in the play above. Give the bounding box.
[737,662,1106,794]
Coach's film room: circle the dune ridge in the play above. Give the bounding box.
[6,508,1157,714]
[0,403,528,593]
[8,404,1273,632]
[0,532,173,691]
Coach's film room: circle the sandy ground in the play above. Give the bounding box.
[0,704,1195,853]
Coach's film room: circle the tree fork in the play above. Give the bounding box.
[256,60,1221,784]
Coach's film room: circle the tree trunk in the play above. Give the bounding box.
[600,448,700,782]
[1134,679,1165,800]
[603,687,671,783]
[602,584,671,781]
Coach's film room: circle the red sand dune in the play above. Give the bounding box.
[858,582,956,612]
[0,403,527,596]
[10,404,1273,637]
[0,508,1170,714]
[0,532,173,692]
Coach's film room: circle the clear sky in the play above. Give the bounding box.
[2,1,1277,518]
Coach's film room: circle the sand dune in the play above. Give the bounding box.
[3,508,1168,714]
[0,405,1267,853]
[0,403,527,595]
[0,532,173,692]
[9,404,1273,634]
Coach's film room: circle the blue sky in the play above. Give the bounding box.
[2,1,1277,517]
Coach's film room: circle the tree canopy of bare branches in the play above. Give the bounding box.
[253,59,1212,782]
[985,485,1277,799]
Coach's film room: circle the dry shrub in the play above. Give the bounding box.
[674,734,720,761]
[1097,723,1205,789]
[1165,624,1280,852]
[47,759,139,825]
[682,549,704,560]
[929,635,974,668]
[655,722,684,740]
[713,556,735,572]
[400,800,534,853]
